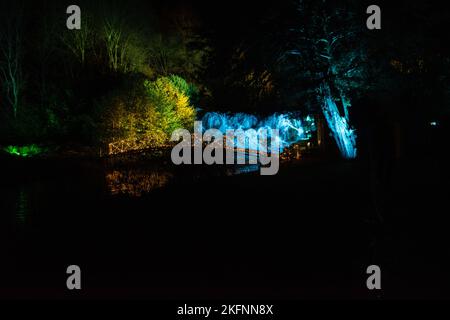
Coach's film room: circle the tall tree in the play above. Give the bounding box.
[280,0,370,158]
[0,2,25,118]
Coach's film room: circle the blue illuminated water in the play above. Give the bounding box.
[201,112,315,152]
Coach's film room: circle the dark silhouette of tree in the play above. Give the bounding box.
[0,2,25,118]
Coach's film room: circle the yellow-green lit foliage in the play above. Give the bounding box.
[144,75,196,134]
[100,75,196,148]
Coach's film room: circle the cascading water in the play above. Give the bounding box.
[201,112,315,152]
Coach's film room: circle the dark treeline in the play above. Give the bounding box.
[0,0,209,146]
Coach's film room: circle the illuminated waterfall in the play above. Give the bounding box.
[201,112,314,152]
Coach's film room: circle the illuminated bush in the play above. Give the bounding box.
[144,75,196,134]
[3,144,46,157]
[97,90,166,147]
[98,75,196,149]
[168,75,200,103]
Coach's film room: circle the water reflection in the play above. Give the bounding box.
[106,168,173,196]
[16,187,29,224]
[227,164,260,175]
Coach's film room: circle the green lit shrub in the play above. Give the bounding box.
[3,144,46,157]
[97,75,196,150]
[168,74,200,104]
[144,75,196,135]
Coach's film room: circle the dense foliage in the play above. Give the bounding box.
[97,75,196,147]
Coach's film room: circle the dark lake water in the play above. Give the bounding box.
[1,152,450,299]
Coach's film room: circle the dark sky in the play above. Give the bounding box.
[154,0,290,34]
